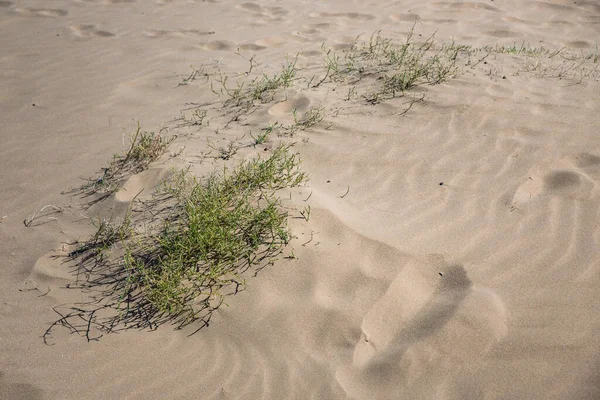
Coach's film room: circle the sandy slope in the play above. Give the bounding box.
[1,0,600,398]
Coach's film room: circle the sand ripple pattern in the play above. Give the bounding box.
[298,70,600,397]
[3,0,600,398]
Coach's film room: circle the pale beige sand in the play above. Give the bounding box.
[2,0,600,398]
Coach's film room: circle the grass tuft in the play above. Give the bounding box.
[322,29,459,104]
[213,55,299,113]
[124,124,174,169]
[251,121,279,145]
[70,122,175,198]
[66,144,307,330]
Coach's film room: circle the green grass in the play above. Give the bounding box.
[69,144,307,329]
[207,137,240,160]
[290,107,324,133]
[319,33,599,104]
[124,124,175,169]
[251,121,279,145]
[212,55,299,112]
[322,30,459,104]
[177,106,208,128]
[75,122,175,196]
[251,55,298,102]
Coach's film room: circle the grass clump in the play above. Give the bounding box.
[72,122,175,197]
[250,55,297,102]
[321,30,459,103]
[247,107,325,142]
[488,42,556,57]
[286,107,324,135]
[177,106,208,128]
[213,56,298,112]
[124,144,305,321]
[250,121,278,145]
[66,144,307,331]
[123,124,175,169]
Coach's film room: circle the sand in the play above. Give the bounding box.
[1,0,600,398]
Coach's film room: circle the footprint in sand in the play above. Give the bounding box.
[144,29,215,39]
[299,50,322,58]
[485,29,519,39]
[390,13,421,22]
[336,255,507,399]
[254,36,289,48]
[30,248,75,286]
[204,40,236,51]
[567,40,593,49]
[70,25,116,38]
[114,168,168,203]
[74,0,135,3]
[237,2,261,12]
[268,92,311,118]
[433,1,500,12]
[535,1,574,11]
[13,7,68,17]
[313,11,375,21]
[237,43,266,52]
[0,373,43,400]
[513,152,600,203]
[236,2,288,21]
[308,22,333,30]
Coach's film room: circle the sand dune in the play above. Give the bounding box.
[2,0,600,398]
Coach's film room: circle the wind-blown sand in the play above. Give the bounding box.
[2,0,600,398]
